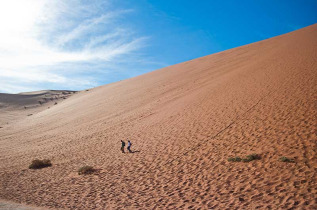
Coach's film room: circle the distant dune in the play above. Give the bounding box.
[0,24,316,209]
[0,90,76,126]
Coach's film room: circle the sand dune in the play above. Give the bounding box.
[0,90,75,127]
[0,24,316,209]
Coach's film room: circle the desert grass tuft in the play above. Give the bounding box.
[228,157,242,162]
[78,166,95,175]
[29,159,52,169]
[279,156,295,163]
[228,153,261,163]
[242,153,261,162]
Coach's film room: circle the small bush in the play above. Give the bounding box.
[228,157,242,162]
[279,156,294,163]
[29,159,52,169]
[242,153,261,162]
[78,166,95,175]
[228,153,261,163]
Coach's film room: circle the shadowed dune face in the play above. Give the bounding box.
[0,24,316,209]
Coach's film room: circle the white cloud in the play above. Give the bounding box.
[0,0,147,93]
[56,14,110,46]
[0,68,66,83]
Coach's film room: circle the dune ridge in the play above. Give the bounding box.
[0,24,316,209]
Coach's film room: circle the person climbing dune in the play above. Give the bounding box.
[127,140,132,153]
[121,140,125,153]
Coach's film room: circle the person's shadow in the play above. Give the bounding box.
[130,150,140,153]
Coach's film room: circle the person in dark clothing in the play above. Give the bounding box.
[127,140,132,153]
[121,140,126,153]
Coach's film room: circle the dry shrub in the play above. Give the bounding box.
[279,156,295,163]
[228,153,261,163]
[242,154,261,162]
[29,159,52,169]
[78,166,95,175]
[228,157,242,162]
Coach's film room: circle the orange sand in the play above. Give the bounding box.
[0,24,316,209]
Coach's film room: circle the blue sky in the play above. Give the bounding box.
[0,0,316,93]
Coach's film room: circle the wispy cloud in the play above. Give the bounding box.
[56,10,133,47]
[0,0,150,93]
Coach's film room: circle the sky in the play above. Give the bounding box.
[0,0,316,93]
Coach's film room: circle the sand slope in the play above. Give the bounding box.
[0,24,316,209]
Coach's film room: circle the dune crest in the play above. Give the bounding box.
[0,24,316,209]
